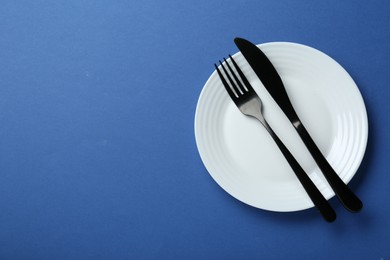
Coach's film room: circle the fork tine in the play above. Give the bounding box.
[223,57,247,94]
[229,54,254,93]
[219,60,243,96]
[214,64,237,100]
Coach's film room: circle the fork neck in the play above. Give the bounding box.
[240,96,265,124]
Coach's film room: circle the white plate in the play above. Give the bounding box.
[194,42,368,212]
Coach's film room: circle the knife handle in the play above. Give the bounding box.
[262,121,336,222]
[294,121,363,212]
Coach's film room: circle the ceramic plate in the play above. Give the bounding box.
[194,42,368,212]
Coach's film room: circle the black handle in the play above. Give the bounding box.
[263,122,336,222]
[294,122,363,212]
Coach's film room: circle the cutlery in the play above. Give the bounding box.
[215,55,336,222]
[234,37,363,212]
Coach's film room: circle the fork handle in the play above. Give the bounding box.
[294,121,363,212]
[262,120,336,222]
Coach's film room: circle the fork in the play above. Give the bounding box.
[215,55,336,222]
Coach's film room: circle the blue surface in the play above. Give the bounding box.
[0,0,389,259]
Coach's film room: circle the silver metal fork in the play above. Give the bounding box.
[215,55,336,222]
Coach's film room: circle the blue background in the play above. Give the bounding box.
[0,0,389,259]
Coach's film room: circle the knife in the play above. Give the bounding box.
[234,37,363,212]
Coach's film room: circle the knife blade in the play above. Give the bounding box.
[234,37,363,212]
